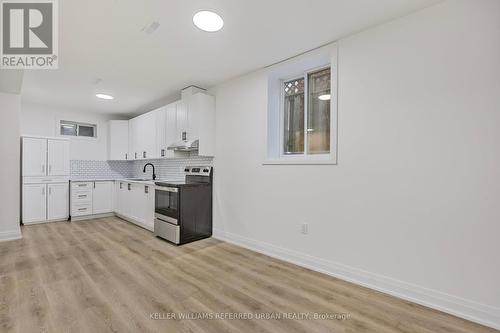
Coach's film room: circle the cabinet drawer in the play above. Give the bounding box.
[71,182,93,190]
[71,191,92,203]
[71,203,92,216]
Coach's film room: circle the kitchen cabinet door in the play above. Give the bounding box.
[176,101,188,142]
[142,111,158,159]
[142,184,155,229]
[155,107,167,158]
[164,103,177,157]
[188,93,216,156]
[22,184,47,223]
[93,181,114,214]
[47,139,70,176]
[128,183,143,222]
[156,103,177,158]
[47,183,69,220]
[118,182,131,217]
[108,120,129,160]
[129,118,139,160]
[114,182,122,215]
[22,137,47,177]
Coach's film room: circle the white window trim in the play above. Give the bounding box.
[264,43,338,165]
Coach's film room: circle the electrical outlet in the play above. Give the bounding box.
[301,223,309,235]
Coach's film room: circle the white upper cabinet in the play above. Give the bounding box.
[22,137,70,177]
[176,100,189,141]
[123,91,216,160]
[142,111,158,159]
[47,183,69,220]
[108,120,129,160]
[187,93,215,156]
[156,103,177,159]
[128,117,138,160]
[128,113,158,160]
[47,139,70,176]
[22,137,47,177]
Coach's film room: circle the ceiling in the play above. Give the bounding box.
[20,0,441,116]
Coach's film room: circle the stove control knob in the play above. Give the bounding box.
[184,168,190,172]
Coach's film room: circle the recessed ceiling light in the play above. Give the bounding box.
[318,94,331,101]
[193,11,224,32]
[96,93,114,100]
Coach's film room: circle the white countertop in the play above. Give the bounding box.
[70,178,174,185]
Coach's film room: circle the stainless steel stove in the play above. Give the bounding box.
[154,166,212,245]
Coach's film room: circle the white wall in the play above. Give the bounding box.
[0,92,22,241]
[20,103,126,160]
[212,0,500,328]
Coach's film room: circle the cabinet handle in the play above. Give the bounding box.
[128,184,131,191]
[94,182,96,189]
[78,208,87,211]
[119,183,123,189]
[135,152,137,159]
[78,184,86,187]
[145,186,149,194]
[182,131,187,141]
[78,195,86,198]
[125,153,128,160]
[161,149,165,157]
[143,151,146,158]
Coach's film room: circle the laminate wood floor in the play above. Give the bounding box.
[0,217,497,333]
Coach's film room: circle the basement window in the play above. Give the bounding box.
[60,121,97,138]
[265,44,337,165]
[283,67,331,156]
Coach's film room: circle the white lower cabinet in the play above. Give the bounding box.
[71,181,114,219]
[48,183,69,220]
[22,182,69,224]
[115,181,154,231]
[22,184,47,223]
[93,182,114,214]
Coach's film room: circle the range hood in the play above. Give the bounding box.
[167,139,199,152]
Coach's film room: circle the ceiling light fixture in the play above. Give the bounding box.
[193,11,224,32]
[96,93,114,100]
[318,94,331,101]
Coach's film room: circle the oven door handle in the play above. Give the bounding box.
[155,186,178,193]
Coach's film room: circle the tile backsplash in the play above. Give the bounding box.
[70,156,213,181]
[70,160,133,179]
[131,156,214,181]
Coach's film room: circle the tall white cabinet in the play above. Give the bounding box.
[22,136,70,225]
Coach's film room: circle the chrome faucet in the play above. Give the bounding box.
[143,163,156,180]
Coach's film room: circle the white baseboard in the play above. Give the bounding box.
[115,213,154,232]
[0,229,22,242]
[71,212,114,221]
[23,218,68,225]
[213,229,500,330]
